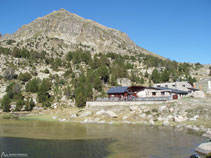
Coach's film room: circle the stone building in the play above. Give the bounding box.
[154,81,193,92]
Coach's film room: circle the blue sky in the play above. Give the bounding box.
[1,0,211,64]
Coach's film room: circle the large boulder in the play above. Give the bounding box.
[173,115,187,123]
[96,110,106,115]
[158,106,166,112]
[195,142,211,155]
[162,120,169,126]
[117,78,131,87]
[78,111,92,117]
[70,114,77,118]
[96,110,118,118]
[105,111,118,118]
[130,106,139,111]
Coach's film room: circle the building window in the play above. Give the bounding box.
[183,85,186,87]
[161,92,165,96]
[152,92,156,96]
[157,85,161,87]
[165,85,168,88]
[172,84,175,87]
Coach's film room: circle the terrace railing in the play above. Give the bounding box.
[94,96,171,102]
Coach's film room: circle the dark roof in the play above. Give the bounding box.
[188,87,199,91]
[129,86,147,92]
[149,87,171,91]
[107,87,128,94]
[151,87,188,94]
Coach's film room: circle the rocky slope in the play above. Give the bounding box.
[0,9,161,58]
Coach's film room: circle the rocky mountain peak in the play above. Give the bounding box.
[1,9,161,58]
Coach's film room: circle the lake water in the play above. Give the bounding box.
[0,119,207,158]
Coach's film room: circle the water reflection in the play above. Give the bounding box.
[0,119,207,158]
[0,137,112,158]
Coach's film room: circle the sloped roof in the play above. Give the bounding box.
[151,87,188,94]
[107,87,128,94]
[188,87,199,91]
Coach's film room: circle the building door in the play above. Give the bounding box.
[173,95,178,100]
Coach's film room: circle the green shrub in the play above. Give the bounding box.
[0,46,10,55]
[51,58,62,70]
[12,47,29,58]
[64,86,73,99]
[152,109,158,113]
[97,65,109,83]
[37,79,53,107]
[63,69,72,78]
[13,93,24,101]
[1,94,11,112]
[6,82,21,99]
[42,101,51,108]
[66,51,73,61]
[44,68,49,74]
[15,99,24,111]
[25,98,35,111]
[6,39,16,45]
[75,90,87,107]
[74,73,93,107]
[18,72,32,82]
[25,78,40,93]
[38,91,49,104]
[38,79,52,92]
[66,50,91,65]
[151,69,160,83]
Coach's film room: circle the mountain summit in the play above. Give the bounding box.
[1,9,160,57]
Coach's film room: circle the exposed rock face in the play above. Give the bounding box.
[117,78,132,87]
[1,9,161,58]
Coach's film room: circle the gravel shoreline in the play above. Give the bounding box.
[1,97,211,138]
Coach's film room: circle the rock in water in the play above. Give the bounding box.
[195,142,211,155]
[190,154,200,158]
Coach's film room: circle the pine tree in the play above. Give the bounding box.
[151,69,160,83]
[98,65,109,83]
[1,94,11,112]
